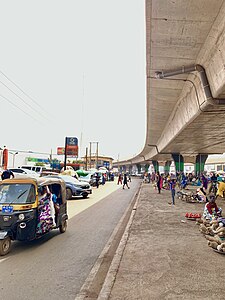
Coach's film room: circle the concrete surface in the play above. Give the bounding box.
[115,0,225,167]
[104,183,225,300]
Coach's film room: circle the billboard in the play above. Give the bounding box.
[58,136,79,156]
[65,137,78,157]
[66,145,78,156]
[66,137,78,146]
[57,147,65,155]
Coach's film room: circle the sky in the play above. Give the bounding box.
[0,0,146,165]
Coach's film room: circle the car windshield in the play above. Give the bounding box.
[0,183,36,204]
[80,174,91,180]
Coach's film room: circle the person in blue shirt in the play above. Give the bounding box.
[170,178,176,205]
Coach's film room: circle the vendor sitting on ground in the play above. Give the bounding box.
[196,187,208,202]
[203,194,222,220]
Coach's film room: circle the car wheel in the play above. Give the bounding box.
[82,194,88,199]
[0,237,11,256]
[59,220,67,233]
[66,188,72,200]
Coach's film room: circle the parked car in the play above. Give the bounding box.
[79,173,95,186]
[19,165,48,175]
[46,174,92,200]
[80,172,103,187]
[40,171,60,177]
[9,168,39,179]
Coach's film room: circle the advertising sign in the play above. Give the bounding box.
[66,145,78,156]
[2,148,8,170]
[66,137,78,146]
[64,136,79,169]
[65,137,78,157]
[57,147,65,155]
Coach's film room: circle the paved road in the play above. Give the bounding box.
[0,179,141,300]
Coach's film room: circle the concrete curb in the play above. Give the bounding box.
[75,183,142,300]
[97,183,142,300]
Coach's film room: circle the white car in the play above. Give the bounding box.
[9,168,39,179]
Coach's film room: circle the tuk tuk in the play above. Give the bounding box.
[0,177,68,255]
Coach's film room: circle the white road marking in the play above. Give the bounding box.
[0,257,9,263]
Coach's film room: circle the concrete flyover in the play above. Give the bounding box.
[113,0,225,173]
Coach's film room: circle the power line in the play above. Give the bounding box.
[9,149,59,156]
[0,93,41,123]
[0,69,47,113]
[0,79,47,120]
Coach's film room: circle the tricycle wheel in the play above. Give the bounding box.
[0,237,11,256]
[59,220,67,233]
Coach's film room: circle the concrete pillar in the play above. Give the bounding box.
[136,164,141,174]
[129,165,132,174]
[164,161,171,175]
[195,154,208,176]
[172,153,184,173]
[122,165,127,173]
[152,160,159,173]
[145,163,150,172]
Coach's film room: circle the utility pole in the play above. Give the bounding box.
[96,142,99,169]
[85,147,88,171]
[89,142,99,170]
[64,138,68,171]
[89,142,92,169]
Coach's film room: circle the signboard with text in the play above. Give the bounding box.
[66,137,78,146]
[57,147,65,155]
[66,145,78,156]
[65,137,79,157]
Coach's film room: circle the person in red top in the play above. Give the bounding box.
[117,174,123,185]
[203,195,222,220]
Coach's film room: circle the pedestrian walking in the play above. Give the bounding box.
[156,171,162,194]
[169,178,176,205]
[117,173,123,185]
[102,174,105,185]
[128,174,131,182]
[123,174,130,189]
[95,173,100,188]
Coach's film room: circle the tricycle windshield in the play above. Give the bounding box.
[0,183,36,204]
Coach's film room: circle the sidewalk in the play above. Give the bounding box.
[101,183,225,300]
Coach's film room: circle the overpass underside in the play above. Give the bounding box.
[114,0,225,171]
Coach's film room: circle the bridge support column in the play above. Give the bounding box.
[172,153,184,173]
[122,165,127,173]
[145,163,150,173]
[128,165,132,174]
[136,164,141,174]
[152,160,159,173]
[164,161,171,175]
[195,154,208,176]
